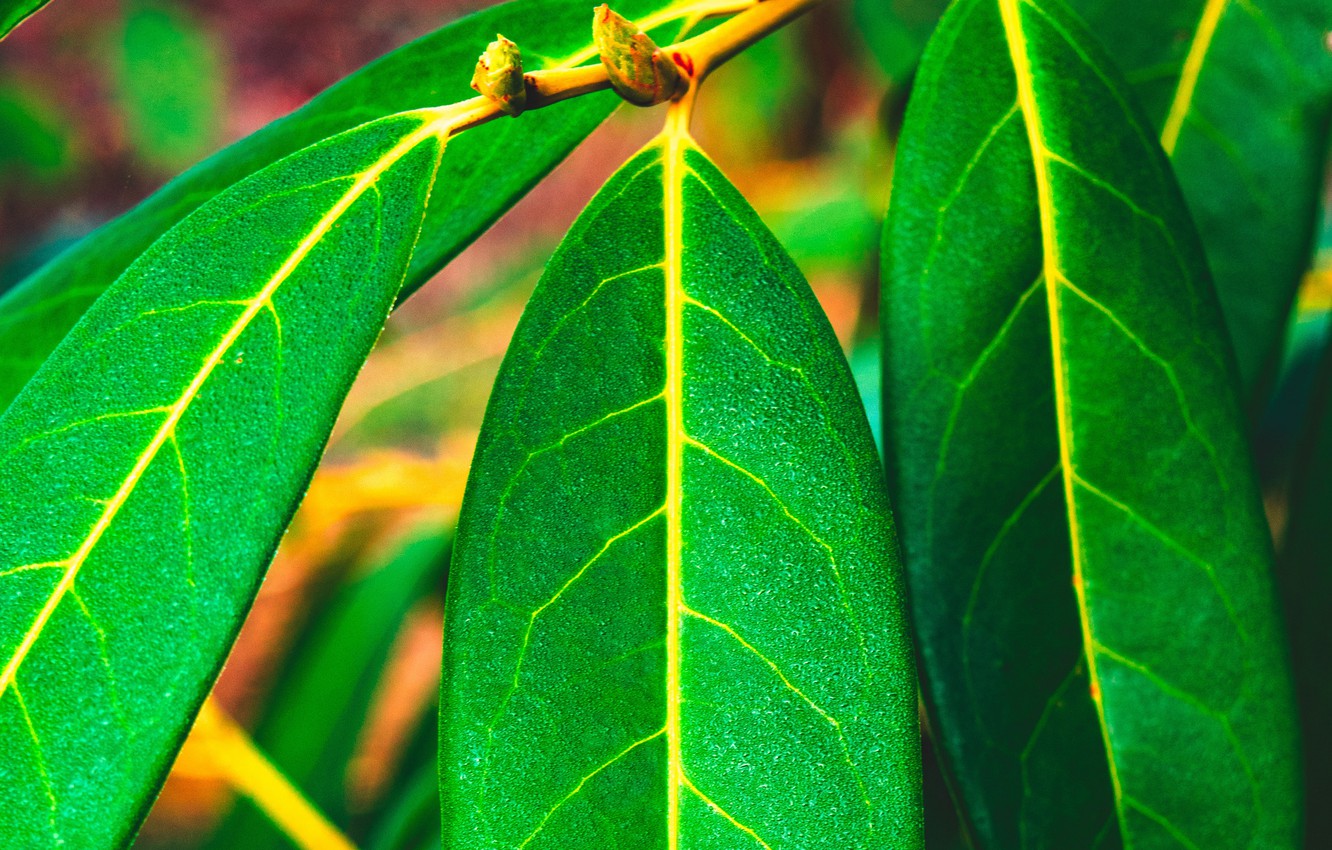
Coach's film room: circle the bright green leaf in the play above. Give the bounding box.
[440,131,923,848]
[0,0,688,411]
[1069,0,1332,395]
[0,110,450,848]
[881,0,1300,847]
[208,532,448,850]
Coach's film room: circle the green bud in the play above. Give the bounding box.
[593,5,687,107]
[471,34,527,116]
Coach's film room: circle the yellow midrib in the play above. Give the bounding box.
[662,109,688,850]
[995,0,1127,828]
[1160,0,1228,155]
[0,108,456,701]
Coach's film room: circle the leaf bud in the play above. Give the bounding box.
[471,34,527,116]
[593,5,687,106]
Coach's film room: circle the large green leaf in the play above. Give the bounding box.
[0,0,689,411]
[440,131,923,848]
[208,532,449,850]
[1069,0,1332,395]
[881,0,1300,847]
[0,0,49,39]
[0,110,450,847]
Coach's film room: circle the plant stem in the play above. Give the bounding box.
[447,0,827,135]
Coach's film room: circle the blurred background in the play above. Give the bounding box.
[0,0,1326,847]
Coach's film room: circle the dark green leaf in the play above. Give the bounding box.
[440,133,922,848]
[852,0,950,82]
[0,0,49,40]
[0,111,446,848]
[1069,0,1332,395]
[882,0,1300,847]
[0,0,688,411]
[208,532,448,850]
[1278,333,1332,845]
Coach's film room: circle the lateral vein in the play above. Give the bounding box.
[0,108,457,701]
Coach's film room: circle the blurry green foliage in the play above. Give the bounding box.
[113,1,222,171]
[0,82,70,178]
[852,0,948,81]
[208,533,449,850]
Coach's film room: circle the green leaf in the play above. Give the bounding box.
[0,110,449,848]
[0,0,688,411]
[0,0,50,40]
[113,1,224,172]
[852,0,950,82]
[440,132,923,848]
[881,0,1300,847]
[1068,0,1332,395]
[208,532,449,850]
[367,763,443,850]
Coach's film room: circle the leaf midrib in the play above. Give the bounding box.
[663,112,687,850]
[0,107,455,704]
[995,0,1128,832]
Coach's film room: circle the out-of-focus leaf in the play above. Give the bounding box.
[440,131,922,847]
[114,2,223,171]
[0,83,70,179]
[0,0,49,40]
[208,532,449,850]
[1070,0,1332,395]
[1279,324,1332,845]
[0,0,691,410]
[366,763,441,850]
[882,0,1300,847]
[0,111,447,848]
[853,0,950,81]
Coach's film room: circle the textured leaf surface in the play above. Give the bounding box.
[0,0,48,39]
[0,0,688,410]
[1070,0,1332,394]
[209,533,448,850]
[881,0,1300,847]
[441,132,922,848]
[0,110,451,847]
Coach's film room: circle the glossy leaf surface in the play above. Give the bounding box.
[0,110,449,847]
[0,0,688,410]
[1070,0,1332,394]
[881,0,1300,847]
[441,132,923,848]
[209,533,448,850]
